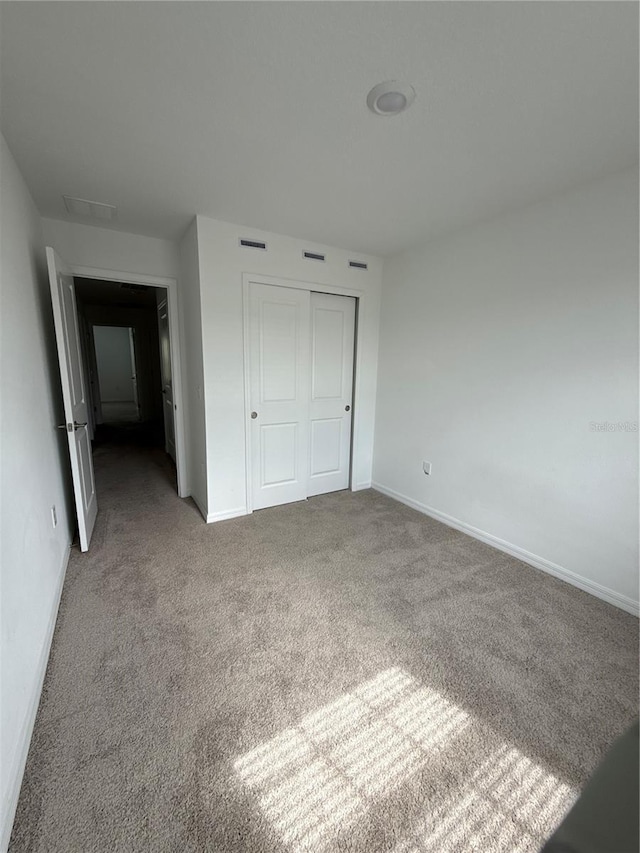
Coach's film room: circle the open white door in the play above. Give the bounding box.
[308,292,356,496]
[249,282,310,510]
[47,247,97,551]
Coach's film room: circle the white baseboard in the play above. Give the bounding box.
[353,481,372,491]
[206,507,248,524]
[191,493,247,524]
[372,482,639,617]
[1,542,71,853]
[191,493,208,523]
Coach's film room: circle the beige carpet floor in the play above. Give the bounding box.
[10,442,639,852]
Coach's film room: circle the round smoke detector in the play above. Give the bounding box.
[367,81,416,116]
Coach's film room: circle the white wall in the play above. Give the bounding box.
[178,220,208,516]
[0,135,73,849]
[41,218,179,279]
[93,325,135,402]
[374,168,639,614]
[196,217,382,520]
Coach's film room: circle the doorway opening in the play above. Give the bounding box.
[74,276,176,483]
[47,247,187,551]
[93,325,140,425]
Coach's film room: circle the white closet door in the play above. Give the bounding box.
[249,283,311,510]
[308,292,356,497]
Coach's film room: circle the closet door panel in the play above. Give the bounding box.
[308,293,356,497]
[249,283,310,510]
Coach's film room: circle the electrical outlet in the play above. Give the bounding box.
[422,461,432,476]
[51,505,57,528]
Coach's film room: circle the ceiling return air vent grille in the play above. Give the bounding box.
[303,251,325,262]
[63,195,116,221]
[349,260,368,270]
[239,238,267,250]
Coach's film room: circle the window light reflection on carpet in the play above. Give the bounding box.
[234,667,576,852]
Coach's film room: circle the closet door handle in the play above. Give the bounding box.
[251,411,258,419]
[345,405,351,412]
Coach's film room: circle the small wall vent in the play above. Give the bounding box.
[349,260,368,270]
[303,251,326,262]
[240,238,267,250]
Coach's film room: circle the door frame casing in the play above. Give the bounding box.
[156,297,176,461]
[242,272,363,515]
[127,327,139,414]
[69,264,188,498]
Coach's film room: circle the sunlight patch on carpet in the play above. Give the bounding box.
[391,741,576,853]
[234,667,576,852]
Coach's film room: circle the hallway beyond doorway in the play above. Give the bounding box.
[100,401,139,423]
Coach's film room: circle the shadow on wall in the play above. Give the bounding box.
[235,668,576,852]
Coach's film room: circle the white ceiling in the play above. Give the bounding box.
[1,2,637,256]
